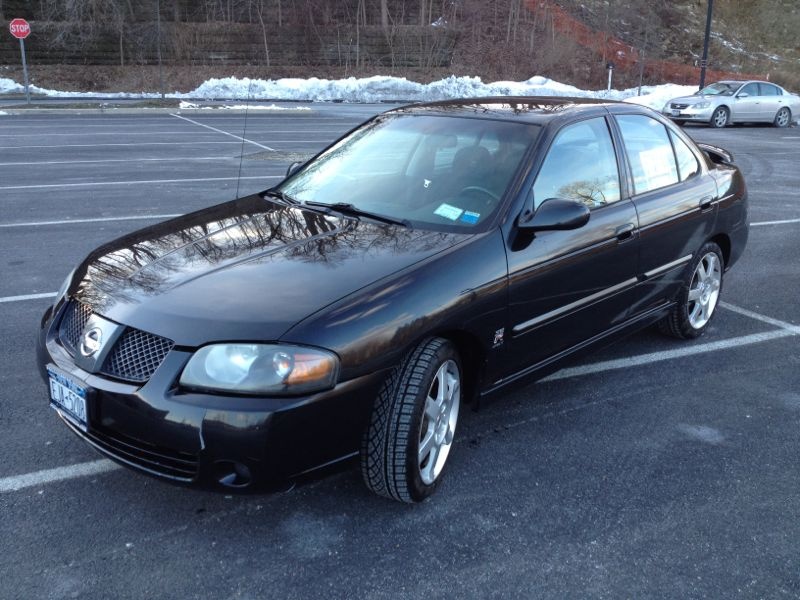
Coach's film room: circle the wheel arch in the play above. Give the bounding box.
[708,232,731,267]
[434,329,486,405]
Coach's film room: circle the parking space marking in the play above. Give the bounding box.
[0,157,238,167]
[0,214,182,228]
[0,174,280,191]
[0,459,120,493]
[719,302,800,333]
[0,292,57,303]
[750,218,800,227]
[170,113,276,151]
[543,329,794,382]
[2,300,796,493]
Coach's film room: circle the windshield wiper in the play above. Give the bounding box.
[304,201,409,227]
[263,189,301,206]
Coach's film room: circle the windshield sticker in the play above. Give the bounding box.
[460,211,480,224]
[434,203,464,221]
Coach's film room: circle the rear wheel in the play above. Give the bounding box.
[710,107,729,128]
[774,107,791,128]
[361,337,461,503]
[658,242,724,339]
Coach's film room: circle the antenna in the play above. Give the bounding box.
[235,79,254,199]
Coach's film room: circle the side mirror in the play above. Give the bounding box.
[518,197,590,232]
[286,161,302,178]
[737,92,749,98]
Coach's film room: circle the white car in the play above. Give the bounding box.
[663,80,800,128]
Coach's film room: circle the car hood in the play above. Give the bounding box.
[668,95,724,105]
[70,195,466,346]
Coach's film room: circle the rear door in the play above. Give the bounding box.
[610,111,718,315]
[757,83,783,121]
[503,115,640,378]
[732,82,761,121]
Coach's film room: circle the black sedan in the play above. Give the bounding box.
[37,97,749,503]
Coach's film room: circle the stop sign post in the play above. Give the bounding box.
[9,18,31,104]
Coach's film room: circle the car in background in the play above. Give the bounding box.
[38,97,749,503]
[663,80,800,128]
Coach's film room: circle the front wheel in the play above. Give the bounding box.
[774,107,792,128]
[710,107,729,128]
[361,338,461,503]
[658,242,724,339]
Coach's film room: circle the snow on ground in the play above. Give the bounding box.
[178,101,311,110]
[1,74,698,109]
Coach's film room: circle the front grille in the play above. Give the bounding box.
[58,301,92,355]
[101,328,174,383]
[61,416,198,481]
[57,300,173,384]
[671,103,689,109]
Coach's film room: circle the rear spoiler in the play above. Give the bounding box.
[697,142,734,165]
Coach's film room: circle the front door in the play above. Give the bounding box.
[504,116,640,380]
[732,82,761,121]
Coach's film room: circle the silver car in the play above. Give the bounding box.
[663,80,800,128]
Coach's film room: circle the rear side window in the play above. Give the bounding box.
[532,117,620,209]
[668,130,700,181]
[616,115,679,195]
[759,83,781,96]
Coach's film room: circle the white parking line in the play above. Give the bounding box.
[0,459,120,493]
[0,157,236,167]
[1,302,796,493]
[0,214,182,228]
[542,329,795,382]
[719,301,800,333]
[170,113,276,151]
[0,175,280,191]
[750,218,800,227]
[0,292,57,303]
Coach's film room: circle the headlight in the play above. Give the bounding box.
[694,102,711,109]
[179,343,339,395]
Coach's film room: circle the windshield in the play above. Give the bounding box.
[277,114,539,231]
[696,82,740,96]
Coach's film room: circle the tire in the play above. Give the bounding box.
[673,119,686,127]
[658,242,724,339]
[361,337,461,503]
[774,107,791,128]
[710,106,729,128]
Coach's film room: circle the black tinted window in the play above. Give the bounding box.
[532,117,620,209]
[669,130,700,181]
[617,115,679,194]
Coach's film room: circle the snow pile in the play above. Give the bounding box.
[1,74,699,109]
[185,75,697,108]
[0,110,8,116]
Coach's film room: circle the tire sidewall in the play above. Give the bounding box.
[711,107,728,128]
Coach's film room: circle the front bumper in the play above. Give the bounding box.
[37,301,386,491]
[662,106,715,123]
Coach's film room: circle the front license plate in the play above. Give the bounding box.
[47,366,88,431]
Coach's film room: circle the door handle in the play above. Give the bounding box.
[615,223,636,242]
[699,195,715,211]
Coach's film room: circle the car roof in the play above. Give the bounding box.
[387,96,632,125]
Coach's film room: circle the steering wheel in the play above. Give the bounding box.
[459,186,501,202]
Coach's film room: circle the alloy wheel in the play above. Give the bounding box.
[688,252,722,329]
[418,359,460,485]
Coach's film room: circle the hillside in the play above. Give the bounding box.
[0,0,798,93]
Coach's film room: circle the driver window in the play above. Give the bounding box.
[532,117,621,210]
[739,83,758,96]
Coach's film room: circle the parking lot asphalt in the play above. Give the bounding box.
[1,108,798,599]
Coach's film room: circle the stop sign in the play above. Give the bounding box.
[9,18,31,39]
